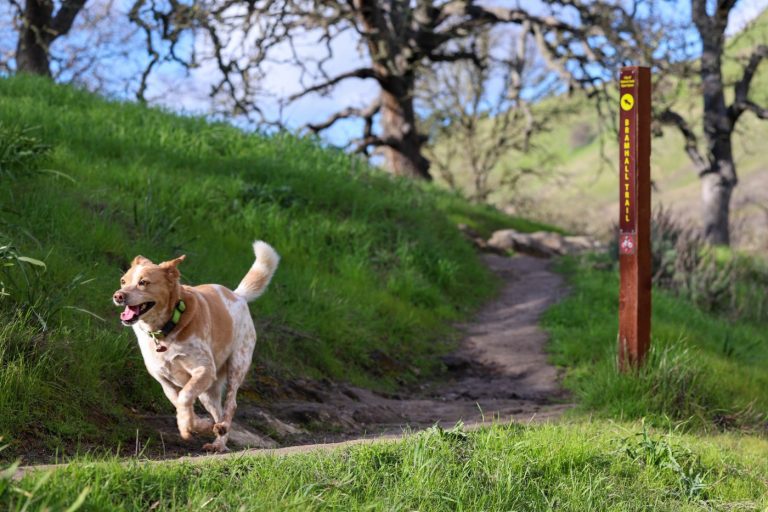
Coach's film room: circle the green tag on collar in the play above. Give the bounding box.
[172,300,186,323]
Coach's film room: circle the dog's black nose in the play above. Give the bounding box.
[113,291,125,304]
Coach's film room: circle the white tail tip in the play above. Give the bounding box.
[234,240,279,302]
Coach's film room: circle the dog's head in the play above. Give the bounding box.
[113,255,186,326]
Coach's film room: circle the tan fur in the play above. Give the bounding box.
[177,285,234,362]
[113,241,279,452]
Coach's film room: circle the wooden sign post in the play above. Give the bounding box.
[617,66,652,372]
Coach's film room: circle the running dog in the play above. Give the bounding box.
[113,241,279,452]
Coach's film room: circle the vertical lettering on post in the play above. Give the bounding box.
[617,66,652,371]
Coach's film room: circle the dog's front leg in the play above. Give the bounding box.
[175,365,214,440]
[156,377,180,406]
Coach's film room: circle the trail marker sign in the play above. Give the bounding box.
[617,66,651,371]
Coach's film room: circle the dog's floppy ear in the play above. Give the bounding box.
[160,255,186,280]
[131,255,153,267]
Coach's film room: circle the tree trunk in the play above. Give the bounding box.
[700,171,733,246]
[698,32,736,246]
[379,85,431,181]
[16,0,54,76]
[352,0,431,180]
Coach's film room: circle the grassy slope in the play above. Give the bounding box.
[2,63,767,510]
[5,422,768,510]
[4,252,767,510]
[544,256,768,428]
[432,9,768,246]
[0,75,555,456]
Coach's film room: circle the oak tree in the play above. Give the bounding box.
[657,0,767,245]
[10,0,89,76]
[129,0,641,180]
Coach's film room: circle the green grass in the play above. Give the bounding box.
[2,35,767,509]
[3,252,767,511]
[543,256,768,429]
[435,191,566,238]
[0,74,543,458]
[4,421,768,510]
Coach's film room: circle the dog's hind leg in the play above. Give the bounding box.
[198,374,224,422]
[209,337,255,452]
[199,375,226,451]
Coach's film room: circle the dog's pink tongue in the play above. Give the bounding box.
[120,305,140,322]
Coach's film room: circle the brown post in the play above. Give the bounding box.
[617,66,652,371]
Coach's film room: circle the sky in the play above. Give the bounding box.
[1,0,767,146]
[726,0,768,35]
[142,16,376,146]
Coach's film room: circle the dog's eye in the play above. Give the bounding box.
[138,279,149,287]
[120,278,126,286]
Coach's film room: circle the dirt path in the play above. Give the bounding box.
[15,254,570,477]
[252,254,570,440]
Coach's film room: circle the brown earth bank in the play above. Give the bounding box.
[17,254,572,470]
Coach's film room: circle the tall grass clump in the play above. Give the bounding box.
[0,122,49,179]
[568,339,728,426]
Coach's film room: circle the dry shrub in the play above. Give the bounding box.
[611,207,746,317]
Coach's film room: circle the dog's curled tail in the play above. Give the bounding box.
[234,241,280,302]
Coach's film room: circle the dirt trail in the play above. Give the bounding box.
[16,254,570,477]
[258,255,567,439]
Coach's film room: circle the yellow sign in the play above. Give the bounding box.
[620,94,634,111]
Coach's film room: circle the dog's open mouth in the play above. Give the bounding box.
[120,302,155,325]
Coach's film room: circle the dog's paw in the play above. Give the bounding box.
[179,429,194,441]
[212,422,229,436]
[202,442,229,453]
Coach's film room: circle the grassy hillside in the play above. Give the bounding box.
[0,75,554,458]
[2,49,767,510]
[3,245,767,511]
[432,9,768,250]
[5,422,768,510]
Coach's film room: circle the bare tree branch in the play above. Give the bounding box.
[49,0,87,41]
[306,98,381,133]
[426,50,482,66]
[716,0,738,22]
[420,24,560,202]
[691,0,709,28]
[741,100,768,119]
[288,67,377,101]
[657,108,709,174]
[729,44,768,122]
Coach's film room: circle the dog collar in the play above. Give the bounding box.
[147,300,186,352]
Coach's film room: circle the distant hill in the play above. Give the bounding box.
[432,9,768,251]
